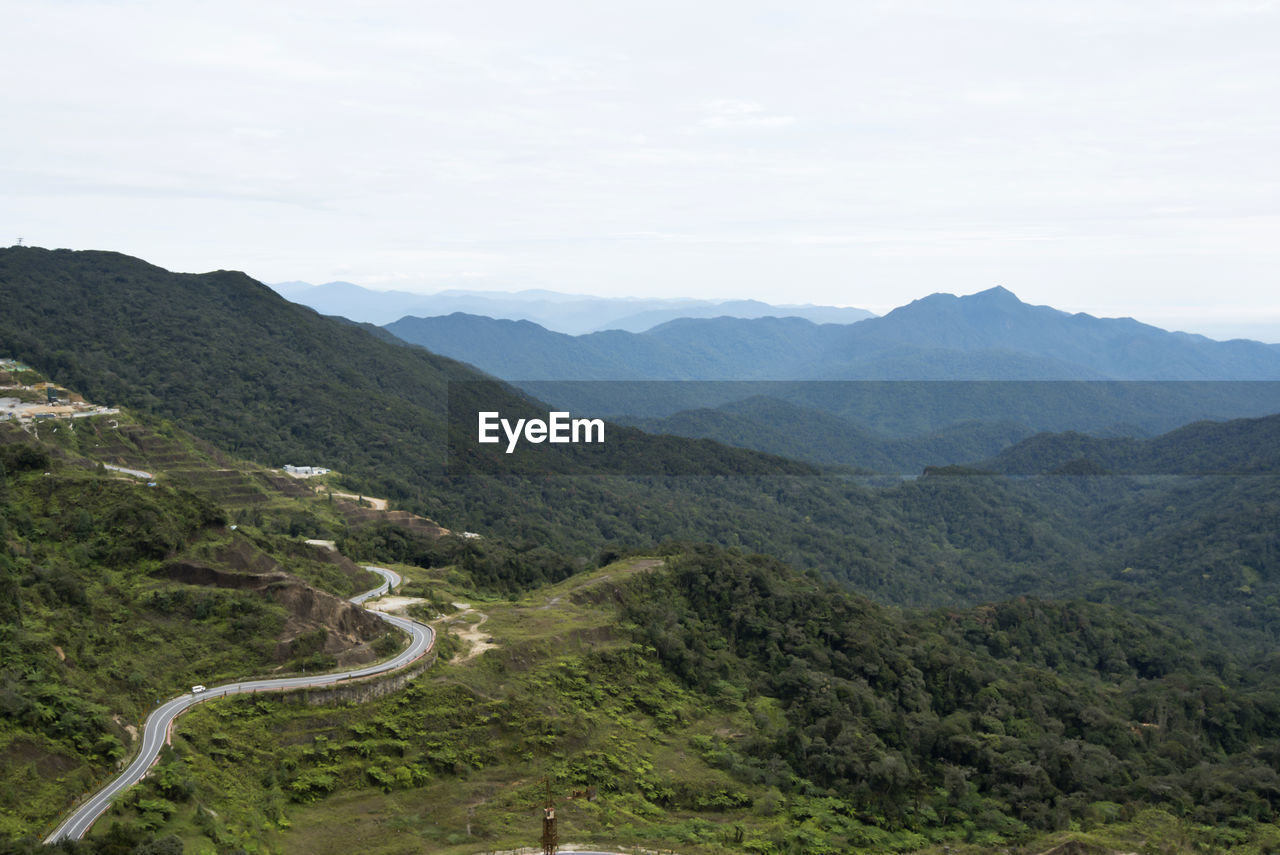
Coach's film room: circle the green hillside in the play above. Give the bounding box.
[984,413,1280,475]
[43,548,1280,855]
[0,247,469,496]
[0,248,1101,608]
[7,251,1280,852]
[8,248,1280,651]
[0,248,813,519]
[0,409,404,841]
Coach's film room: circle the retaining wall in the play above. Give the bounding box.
[281,646,438,706]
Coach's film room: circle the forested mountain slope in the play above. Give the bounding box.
[7,252,1280,853]
[0,248,1118,611]
[984,412,1280,475]
[0,248,811,508]
[0,248,476,480]
[24,544,1280,855]
[595,383,1280,473]
[7,248,1280,663]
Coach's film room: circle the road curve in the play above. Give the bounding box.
[46,566,432,843]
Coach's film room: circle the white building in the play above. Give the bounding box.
[283,464,331,477]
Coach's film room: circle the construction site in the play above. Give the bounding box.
[0,358,119,423]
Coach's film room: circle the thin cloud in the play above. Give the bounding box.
[2,0,1278,338]
[698,100,797,130]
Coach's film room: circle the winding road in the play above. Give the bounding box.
[45,566,434,843]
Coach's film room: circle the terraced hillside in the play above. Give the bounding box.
[0,393,461,840]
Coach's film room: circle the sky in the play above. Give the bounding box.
[4,0,1279,340]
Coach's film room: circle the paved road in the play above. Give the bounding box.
[45,566,433,843]
[101,463,154,480]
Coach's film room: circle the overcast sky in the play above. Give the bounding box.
[4,1,1279,339]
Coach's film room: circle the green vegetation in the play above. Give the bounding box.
[0,439,259,837]
[8,248,1280,853]
[984,413,1280,475]
[0,247,809,502]
[0,413,390,839]
[8,247,1280,647]
[626,548,1280,833]
[91,553,1280,855]
[607,385,1280,473]
[0,826,185,855]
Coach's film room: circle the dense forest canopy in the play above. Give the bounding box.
[5,248,1280,852]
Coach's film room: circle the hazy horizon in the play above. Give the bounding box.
[269,276,1280,343]
[6,1,1278,340]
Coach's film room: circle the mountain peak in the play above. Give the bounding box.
[889,285,1031,319]
[970,285,1020,302]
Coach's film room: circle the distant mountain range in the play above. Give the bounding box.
[12,252,1280,477]
[384,286,1280,381]
[381,286,1280,471]
[271,280,874,333]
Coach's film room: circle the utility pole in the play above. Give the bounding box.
[541,778,558,855]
